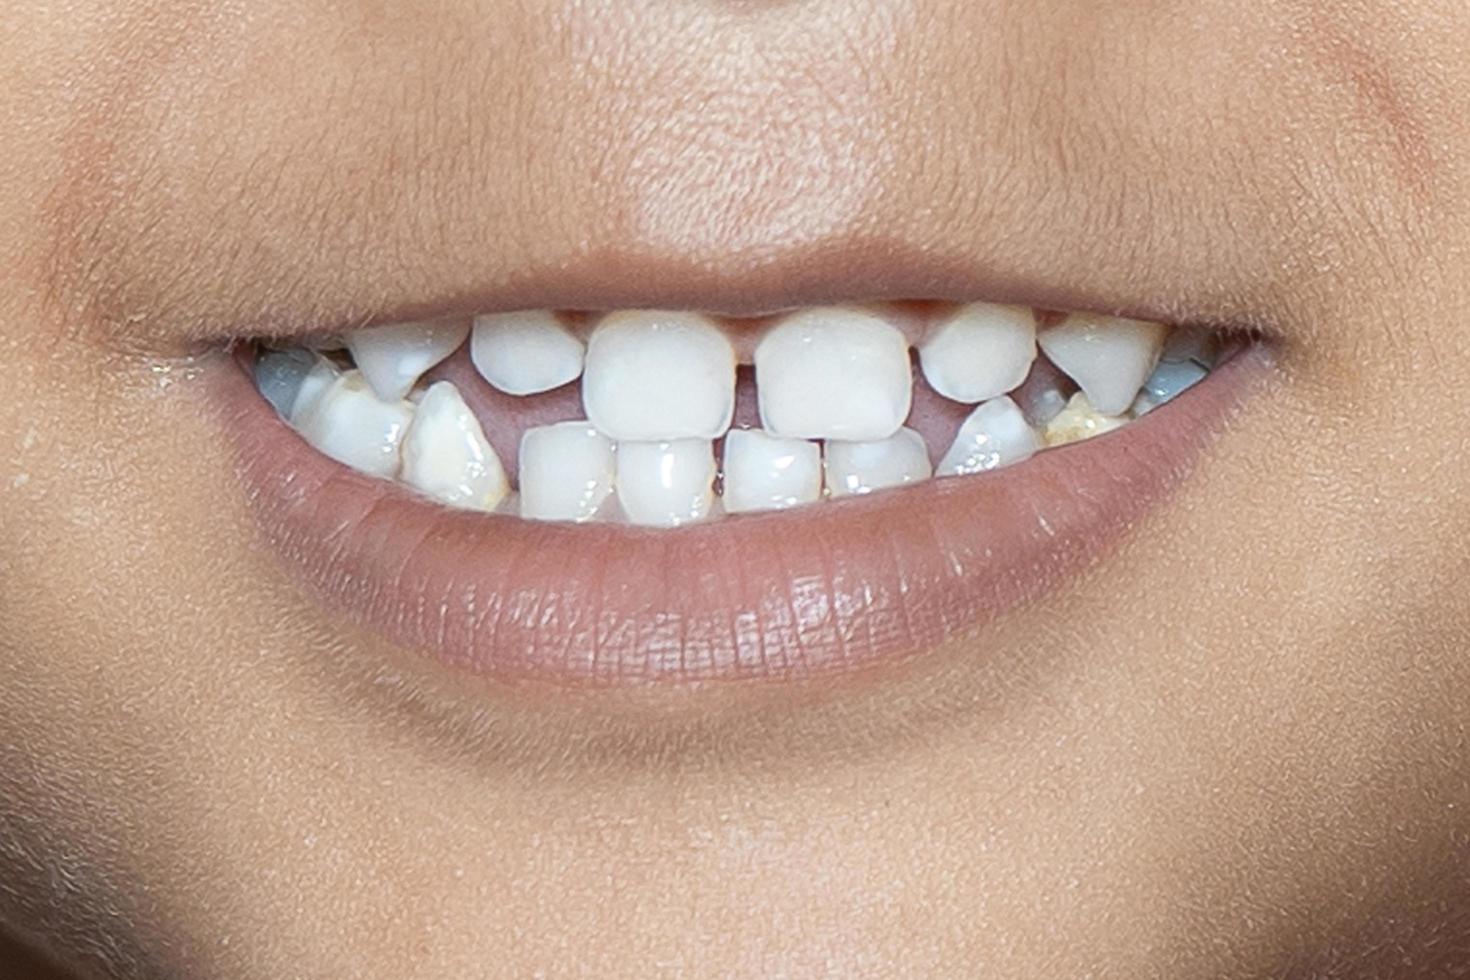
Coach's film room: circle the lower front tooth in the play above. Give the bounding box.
[292,370,416,477]
[824,428,932,497]
[398,382,509,511]
[936,397,1040,476]
[616,440,717,527]
[721,430,823,514]
[518,422,617,523]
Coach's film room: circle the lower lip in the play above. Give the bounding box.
[213,345,1271,687]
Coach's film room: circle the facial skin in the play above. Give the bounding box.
[2,0,1469,976]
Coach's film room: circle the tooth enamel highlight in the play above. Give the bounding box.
[824,428,932,497]
[936,397,1040,476]
[1037,314,1167,416]
[918,304,1036,404]
[615,440,717,527]
[721,430,823,514]
[1043,393,1128,447]
[293,370,416,477]
[582,311,735,441]
[518,422,617,523]
[346,321,470,402]
[1131,360,1209,416]
[756,307,913,441]
[471,311,585,396]
[398,382,509,511]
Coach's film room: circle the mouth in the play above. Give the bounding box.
[220,294,1270,686]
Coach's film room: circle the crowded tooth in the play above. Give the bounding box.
[293,370,416,478]
[825,428,932,497]
[582,311,735,441]
[1037,314,1167,415]
[936,397,1040,476]
[398,382,509,512]
[616,440,717,527]
[1131,360,1209,416]
[518,422,617,523]
[346,320,470,402]
[1043,393,1127,447]
[721,430,823,514]
[756,307,912,441]
[471,311,585,396]
[918,304,1037,404]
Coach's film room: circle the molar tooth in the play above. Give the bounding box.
[582,311,735,441]
[616,439,717,527]
[824,428,932,498]
[256,348,330,419]
[756,307,912,441]
[471,311,585,396]
[721,430,823,514]
[1131,360,1209,416]
[1160,325,1221,367]
[1037,314,1167,416]
[918,303,1036,403]
[518,422,617,523]
[293,370,416,477]
[346,320,470,402]
[398,382,509,511]
[1043,393,1128,447]
[936,397,1040,476]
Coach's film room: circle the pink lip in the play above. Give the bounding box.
[215,344,1271,687]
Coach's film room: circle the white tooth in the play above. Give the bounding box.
[398,382,508,511]
[471,311,585,396]
[1037,314,1167,416]
[346,320,470,402]
[1043,393,1128,447]
[918,303,1036,403]
[721,430,823,514]
[824,428,932,498]
[518,422,617,523]
[1160,325,1220,367]
[756,307,912,441]
[1131,360,1209,416]
[615,439,717,527]
[255,348,322,418]
[582,311,735,441]
[936,397,1040,477]
[293,370,415,477]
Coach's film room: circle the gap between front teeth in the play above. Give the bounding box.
[254,305,1227,527]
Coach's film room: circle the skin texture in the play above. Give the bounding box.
[2,0,1470,976]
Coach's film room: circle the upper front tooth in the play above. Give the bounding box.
[398,382,509,511]
[1036,314,1167,416]
[756,307,912,441]
[518,421,617,523]
[936,397,1040,476]
[471,311,585,396]
[292,370,416,477]
[582,311,735,441]
[721,429,823,514]
[918,303,1037,403]
[824,428,932,497]
[616,439,717,527]
[346,320,470,402]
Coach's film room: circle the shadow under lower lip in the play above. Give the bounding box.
[216,344,1271,688]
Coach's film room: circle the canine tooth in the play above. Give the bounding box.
[1043,393,1127,447]
[293,370,415,477]
[1037,314,1167,416]
[936,397,1040,476]
[824,428,932,497]
[583,311,735,441]
[616,440,717,527]
[1160,325,1220,367]
[918,304,1036,403]
[756,307,912,441]
[518,422,617,523]
[346,320,470,402]
[471,311,585,396]
[255,349,321,418]
[721,430,823,514]
[1131,360,1209,416]
[398,382,508,511]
